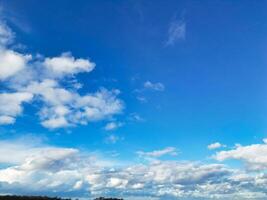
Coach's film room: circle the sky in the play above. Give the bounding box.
[0,0,267,199]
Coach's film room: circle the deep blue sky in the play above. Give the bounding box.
[1,1,267,199]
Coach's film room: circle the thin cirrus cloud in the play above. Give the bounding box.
[0,20,124,129]
[137,147,178,158]
[104,121,123,131]
[1,137,267,199]
[165,17,186,46]
[144,81,165,91]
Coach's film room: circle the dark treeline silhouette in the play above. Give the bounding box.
[95,198,123,200]
[0,196,123,200]
[0,196,71,200]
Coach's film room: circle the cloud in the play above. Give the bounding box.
[0,92,33,124]
[22,80,123,129]
[207,142,225,150]
[165,17,186,46]
[0,20,123,129]
[137,147,178,158]
[104,122,123,131]
[0,21,14,46]
[128,113,145,122]
[0,49,31,81]
[214,139,267,170]
[105,134,121,144]
[44,52,95,77]
[1,138,267,199]
[144,81,165,91]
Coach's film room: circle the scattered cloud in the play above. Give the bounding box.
[0,20,123,129]
[144,81,165,91]
[165,16,186,46]
[207,142,226,150]
[214,139,267,170]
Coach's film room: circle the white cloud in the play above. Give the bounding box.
[214,140,267,170]
[44,52,95,77]
[104,122,123,131]
[137,147,178,158]
[0,21,123,129]
[208,142,225,150]
[166,18,186,46]
[0,21,14,46]
[0,92,33,124]
[21,80,123,129]
[0,115,15,125]
[0,50,31,80]
[144,81,165,91]
[1,138,267,199]
[128,113,145,122]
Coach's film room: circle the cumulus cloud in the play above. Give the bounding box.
[208,142,226,150]
[214,139,267,170]
[44,52,95,77]
[0,92,33,124]
[0,50,31,80]
[20,80,123,129]
[0,20,123,129]
[144,81,165,91]
[137,147,178,158]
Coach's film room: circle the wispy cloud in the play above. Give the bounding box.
[104,134,121,144]
[165,16,186,46]
[137,147,178,158]
[144,81,165,91]
[104,121,123,131]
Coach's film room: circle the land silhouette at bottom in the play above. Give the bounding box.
[0,196,123,200]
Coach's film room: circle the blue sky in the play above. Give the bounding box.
[0,0,267,199]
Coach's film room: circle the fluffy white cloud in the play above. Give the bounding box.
[20,80,123,129]
[214,140,267,170]
[0,50,31,80]
[208,142,225,150]
[0,92,33,124]
[144,81,165,91]
[137,147,178,158]
[0,21,123,129]
[44,52,95,77]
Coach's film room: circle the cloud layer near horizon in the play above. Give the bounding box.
[1,137,267,199]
